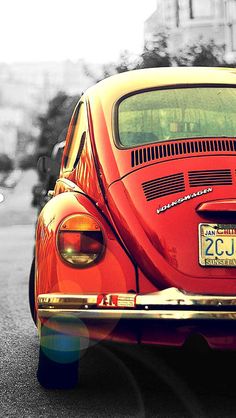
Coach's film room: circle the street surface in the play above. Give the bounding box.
[1,170,236,417]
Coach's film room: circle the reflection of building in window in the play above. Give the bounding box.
[144,0,236,61]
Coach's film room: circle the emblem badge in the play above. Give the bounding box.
[157,187,213,214]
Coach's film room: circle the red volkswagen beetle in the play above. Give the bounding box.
[30,67,236,388]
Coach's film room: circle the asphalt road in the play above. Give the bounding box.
[1,170,236,418]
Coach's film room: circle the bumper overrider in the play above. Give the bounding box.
[38,288,236,321]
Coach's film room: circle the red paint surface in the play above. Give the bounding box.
[35,68,236,349]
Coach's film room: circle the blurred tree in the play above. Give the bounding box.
[99,33,172,81]
[115,50,139,73]
[99,34,228,82]
[34,91,79,189]
[99,63,116,80]
[96,50,139,81]
[175,39,226,67]
[138,33,172,68]
[0,153,13,172]
[18,154,37,170]
[36,92,79,158]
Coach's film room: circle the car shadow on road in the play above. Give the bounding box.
[30,341,236,418]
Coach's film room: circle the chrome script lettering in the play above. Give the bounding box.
[157,188,213,214]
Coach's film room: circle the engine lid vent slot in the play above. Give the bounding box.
[131,139,236,167]
[188,169,232,187]
[142,173,185,201]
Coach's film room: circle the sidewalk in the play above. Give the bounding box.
[0,169,38,227]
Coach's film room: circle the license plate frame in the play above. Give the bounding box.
[199,223,236,267]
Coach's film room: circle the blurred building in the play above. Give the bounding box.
[0,60,100,161]
[0,107,27,158]
[144,0,236,61]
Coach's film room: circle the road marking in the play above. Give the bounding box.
[0,193,4,203]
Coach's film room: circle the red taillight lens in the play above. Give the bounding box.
[57,214,105,267]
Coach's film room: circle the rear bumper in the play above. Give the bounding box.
[38,288,236,321]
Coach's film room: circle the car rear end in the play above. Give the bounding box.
[36,68,236,389]
[97,73,236,348]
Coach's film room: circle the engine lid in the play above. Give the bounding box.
[107,155,236,295]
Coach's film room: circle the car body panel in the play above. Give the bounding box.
[35,192,137,298]
[88,67,236,183]
[34,67,236,351]
[107,155,236,294]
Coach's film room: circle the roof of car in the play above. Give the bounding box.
[84,67,236,186]
[86,67,236,105]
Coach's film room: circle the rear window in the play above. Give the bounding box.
[118,87,236,147]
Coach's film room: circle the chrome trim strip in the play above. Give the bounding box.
[135,288,236,306]
[156,187,213,214]
[38,288,236,310]
[38,288,236,321]
[38,294,98,308]
[38,308,236,321]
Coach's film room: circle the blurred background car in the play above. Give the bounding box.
[32,140,65,211]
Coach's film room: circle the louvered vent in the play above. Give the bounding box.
[131,139,236,167]
[188,169,232,187]
[142,173,185,202]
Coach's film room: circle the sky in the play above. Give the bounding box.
[0,0,156,64]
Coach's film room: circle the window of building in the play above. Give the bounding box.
[63,102,87,172]
[226,1,236,51]
[231,23,236,51]
[164,0,177,27]
[190,0,213,19]
[227,0,236,19]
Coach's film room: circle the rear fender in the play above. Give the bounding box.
[35,192,137,299]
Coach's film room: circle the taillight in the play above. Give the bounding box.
[57,214,105,267]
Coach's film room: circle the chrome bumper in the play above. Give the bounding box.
[38,288,236,321]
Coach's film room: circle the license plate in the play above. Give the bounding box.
[199,223,236,267]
